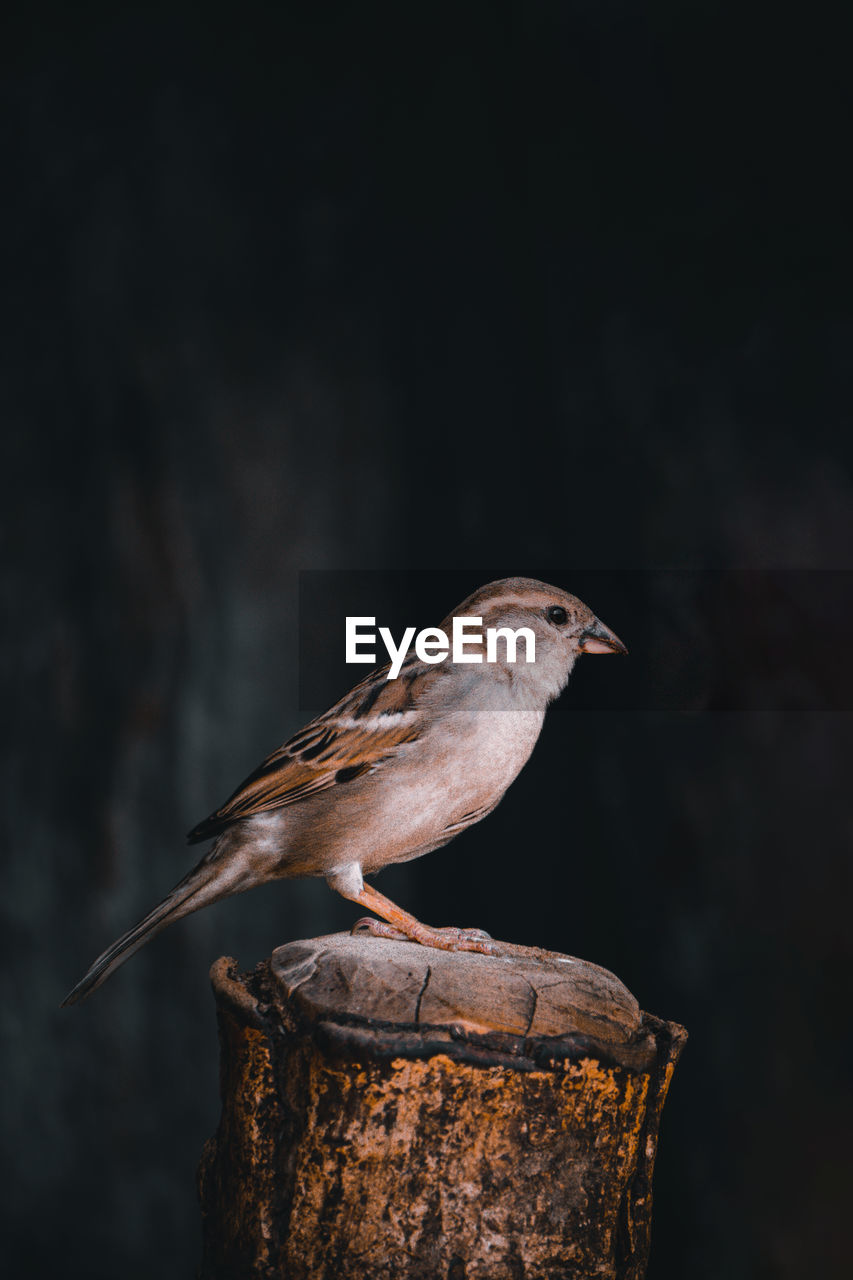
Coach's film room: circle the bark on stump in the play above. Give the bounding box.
[198,932,686,1280]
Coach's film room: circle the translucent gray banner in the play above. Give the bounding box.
[298,570,853,714]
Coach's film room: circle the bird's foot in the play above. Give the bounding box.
[352,917,411,942]
[431,925,493,947]
[352,916,495,955]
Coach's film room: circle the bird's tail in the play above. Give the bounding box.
[61,853,250,1007]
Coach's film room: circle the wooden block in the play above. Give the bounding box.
[198,933,687,1280]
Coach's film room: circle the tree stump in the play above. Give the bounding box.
[197,933,686,1280]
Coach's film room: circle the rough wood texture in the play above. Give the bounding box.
[198,933,686,1280]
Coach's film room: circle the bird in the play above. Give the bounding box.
[62,577,626,1005]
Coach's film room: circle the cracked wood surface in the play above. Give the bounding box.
[198,937,687,1280]
[271,931,644,1051]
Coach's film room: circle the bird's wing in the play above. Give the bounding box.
[187,659,433,842]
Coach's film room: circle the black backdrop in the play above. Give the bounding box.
[3,4,852,1277]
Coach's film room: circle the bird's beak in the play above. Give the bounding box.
[578,619,628,655]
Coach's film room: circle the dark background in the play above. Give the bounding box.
[3,3,852,1277]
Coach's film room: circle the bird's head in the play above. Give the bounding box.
[443,577,627,703]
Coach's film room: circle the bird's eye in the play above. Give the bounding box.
[547,605,568,625]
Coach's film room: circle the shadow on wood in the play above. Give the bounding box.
[198,933,687,1280]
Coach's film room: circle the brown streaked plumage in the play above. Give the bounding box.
[62,578,626,1005]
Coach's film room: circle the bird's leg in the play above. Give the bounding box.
[343,882,495,955]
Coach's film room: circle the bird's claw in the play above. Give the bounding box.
[351,916,495,955]
[428,925,495,954]
[351,917,411,942]
[433,926,492,942]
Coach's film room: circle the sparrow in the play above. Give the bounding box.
[62,578,626,1005]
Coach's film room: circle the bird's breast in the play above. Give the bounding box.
[427,704,545,792]
[355,704,545,868]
